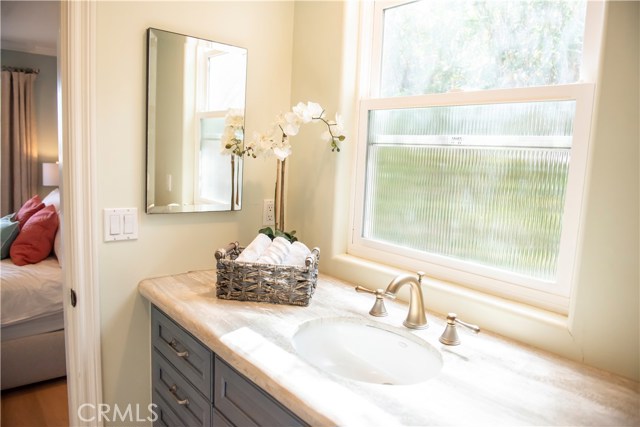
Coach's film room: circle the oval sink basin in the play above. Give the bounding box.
[292,317,442,385]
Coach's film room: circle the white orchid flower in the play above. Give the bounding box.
[271,134,292,160]
[248,131,274,158]
[292,102,312,124]
[273,145,292,161]
[282,111,302,136]
[293,101,325,124]
[320,113,345,143]
[243,101,343,159]
[224,109,244,128]
[331,113,346,140]
[224,126,238,140]
[220,127,236,153]
[306,102,325,121]
[320,129,332,143]
[244,134,257,149]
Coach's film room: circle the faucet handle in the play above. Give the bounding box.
[439,313,480,346]
[416,271,425,283]
[355,286,391,317]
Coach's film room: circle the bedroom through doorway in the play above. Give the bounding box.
[1,1,68,423]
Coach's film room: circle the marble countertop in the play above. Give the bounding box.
[138,270,639,426]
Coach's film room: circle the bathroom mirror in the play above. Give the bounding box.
[146,28,247,213]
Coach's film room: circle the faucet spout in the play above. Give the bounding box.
[384,271,428,329]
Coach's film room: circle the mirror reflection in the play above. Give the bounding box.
[146,28,247,213]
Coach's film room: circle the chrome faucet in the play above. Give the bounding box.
[384,271,428,329]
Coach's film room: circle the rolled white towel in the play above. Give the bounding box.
[273,237,291,251]
[284,241,311,267]
[257,237,291,265]
[236,233,272,262]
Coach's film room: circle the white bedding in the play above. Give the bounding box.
[1,311,64,341]
[1,256,63,326]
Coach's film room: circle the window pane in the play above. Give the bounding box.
[199,117,229,202]
[363,101,575,281]
[207,52,247,111]
[380,0,587,96]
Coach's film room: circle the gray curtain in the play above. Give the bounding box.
[1,69,38,216]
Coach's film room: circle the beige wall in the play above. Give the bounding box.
[287,1,639,381]
[95,2,294,425]
[287,1,351,253]
[570,0,639,381]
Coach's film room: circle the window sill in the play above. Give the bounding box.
[327,253,582,361]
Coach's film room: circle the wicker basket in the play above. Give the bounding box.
[214,241,320,307]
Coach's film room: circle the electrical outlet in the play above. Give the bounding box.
[263,199,275,225]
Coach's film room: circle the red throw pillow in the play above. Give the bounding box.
[10,205,59,266]
[14,195,45,229]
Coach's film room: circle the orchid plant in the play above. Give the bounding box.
[220,108,245,156]
[220,101,345,159]
[220,101,345,234]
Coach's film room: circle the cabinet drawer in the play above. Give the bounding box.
[213,410,234,427]
[214,356,307,427]
[152,306,213,399]
[152,389,190,427]
[153,349,212,427]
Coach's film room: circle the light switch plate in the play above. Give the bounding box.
[104,208,138,242]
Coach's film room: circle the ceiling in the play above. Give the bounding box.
[1,0,59,56]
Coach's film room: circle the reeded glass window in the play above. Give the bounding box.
[352,0,602,312]
[363,101,574,281]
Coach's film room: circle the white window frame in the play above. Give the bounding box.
[193,46,226,205]
[349,0,605,314]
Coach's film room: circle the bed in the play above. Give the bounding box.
[1,189,66,390]
[1,256,66,390]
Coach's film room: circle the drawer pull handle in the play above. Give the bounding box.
[169,385,189,406]
[168,339,189,358]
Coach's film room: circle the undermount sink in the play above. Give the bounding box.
[292,317,442,385]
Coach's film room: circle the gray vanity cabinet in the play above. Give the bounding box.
[151,306,308,427]
[213,356,307,427]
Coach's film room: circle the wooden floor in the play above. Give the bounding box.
[1,378,68,427]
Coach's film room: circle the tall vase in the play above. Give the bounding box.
[275,159,286,231]
[230,155,236,211]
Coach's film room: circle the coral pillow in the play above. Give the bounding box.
[10,205,59,266]
[14,195,45,229]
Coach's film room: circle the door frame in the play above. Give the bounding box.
[59,0,104,425]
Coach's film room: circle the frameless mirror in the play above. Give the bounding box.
[146,28,247,213]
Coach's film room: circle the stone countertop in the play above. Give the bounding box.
[138,270,639,426]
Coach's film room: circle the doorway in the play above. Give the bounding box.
[0,0,67,417]
[2,1,104,426]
